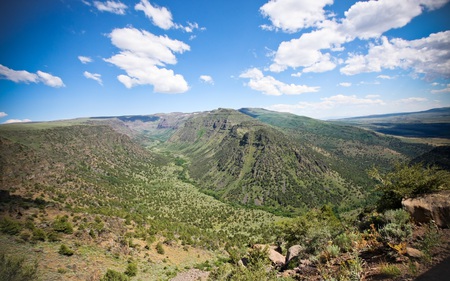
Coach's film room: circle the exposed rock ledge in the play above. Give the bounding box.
[402,190,450,228]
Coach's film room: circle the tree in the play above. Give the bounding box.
[369,162,450,211]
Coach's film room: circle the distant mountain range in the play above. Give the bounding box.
[335,107,450,138]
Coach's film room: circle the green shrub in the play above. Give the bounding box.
[420,222,441,261]
[280,205,343,255]
[379,209,412,245]
[53,217,73,234]
[47,231,61,242]
[58,244,74,256]
[32,228,46,242]
[339,255,364,281]
[325,244,340,258]
[0,254,38,281]
[0,217,23,235]
[156,242,165,255]
[124,262,137,277]
[369,163,450,211]
[379,263,401,277]
[100,269,130,281]
[19,229,32,242]
[334,232,352,252]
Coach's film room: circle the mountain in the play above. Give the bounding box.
[238,108,431,189]
[0,121,279,279]
[334,107,450,138]
[164,108,354,213]
[1,108,448,280]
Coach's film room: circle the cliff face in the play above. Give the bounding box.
[167,109,357,210]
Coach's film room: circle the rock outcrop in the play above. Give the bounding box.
[253,244,285,267]
[402,190,450,228]
[285,245,304,267]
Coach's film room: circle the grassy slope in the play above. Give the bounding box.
[164,109,364,214]
[238,108,433,207]
[0,123,279,280]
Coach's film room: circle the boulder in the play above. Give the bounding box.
[285,245,304,265]
[402,190,450,228]
[406,247,425,259]
[253,244,285,267]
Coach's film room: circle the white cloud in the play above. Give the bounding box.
[341,0,422,40]
[0,112,7,118]
[302,53,336,73]
[37,71,65,88]
[78,56,93,64]
[200,75,214,85]
[0,64,64,87]
[260,0,333,33]
[104,27,190,93]
[339,82,351,87]
[81,0,91,6]
[431,84,450,93]
[135,0,173,29]
[398,97,428,103]
[93,1,127,15]
[266,92,445,119]
[135,0,203,32]
[4,119,32,124]
[83,71,103,85]
[240,68,319,96]
[266,0,450,78]
[340,31,450,79]
[377,75,394,79]
[0,64,39,83]
[268,94,384,114]
[291,72,302,77]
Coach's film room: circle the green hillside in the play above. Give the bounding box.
[1,109,449,280]
[168,109,348,212]
[239,108,432,190]
[0,123,279,280]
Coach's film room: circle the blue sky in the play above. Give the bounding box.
[1,0,450,123]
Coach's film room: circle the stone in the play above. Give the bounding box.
[402,190,450,228]
[253,244,285,267]
[285,245,304,265]
[406,247,425,258]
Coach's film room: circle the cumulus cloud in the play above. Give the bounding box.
[260,0,333,33]
[340,31,450,79]
[265,0,450,78]
[4,119,32,124]
[200,75,214,85]
[240,68,319,96]
[0,112,7,118]
[0,64,64,87]
[94,1,127,15]
[135,0,173,29]
[0,64,39,83]
[339,82,352,87]
[78,56,93,64]
[37,71,65,88]
[83,71,103,85]
[135,0,203,32]
[104,27,190,93]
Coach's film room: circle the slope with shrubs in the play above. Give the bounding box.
[166,108,362,213]
[239,108,432,190]
[0,123,279,280]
